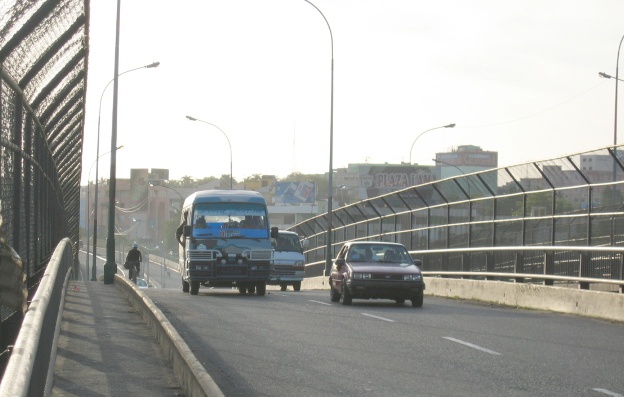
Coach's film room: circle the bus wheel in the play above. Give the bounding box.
[190,281,200,295]
[182,279,189,293]
[256,282,267,296]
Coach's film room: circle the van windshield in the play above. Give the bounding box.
[192,202,268,238]
[273,234,301,253]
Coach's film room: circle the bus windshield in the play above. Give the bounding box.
[192,202,268,239]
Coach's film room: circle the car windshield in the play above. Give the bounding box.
[346,244,413,265]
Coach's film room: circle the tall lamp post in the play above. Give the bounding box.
[85,145,123,280]
[185,116,233,189]
[409,123,455,164]
[303,0,335,276]
[91,61,159,282]
[598,34,624,145]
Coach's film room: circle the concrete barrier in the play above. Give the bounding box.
[114,275,224,397]
[301,275,624,322]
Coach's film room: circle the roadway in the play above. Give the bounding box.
[143,286,624,397]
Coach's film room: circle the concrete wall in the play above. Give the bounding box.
[302,276,624,322]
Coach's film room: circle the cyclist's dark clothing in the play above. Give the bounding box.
[126,247,142,272]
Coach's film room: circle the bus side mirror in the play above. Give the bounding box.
[270,227,279,239]
[183,225,192,237]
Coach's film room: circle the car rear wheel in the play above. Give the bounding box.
[411,291,424,307]
[340,280,352,306]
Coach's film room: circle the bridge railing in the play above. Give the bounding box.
[293,145,624,293]
[0,238,73,397]
[0,0,88,379]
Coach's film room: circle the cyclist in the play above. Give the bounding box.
[125,243,142,284]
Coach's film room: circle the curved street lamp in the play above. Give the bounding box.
[185,116,233,189]
[409,123,455,164]
[92,61,159,281]
[598,34,624,145]
[303,0,335,276]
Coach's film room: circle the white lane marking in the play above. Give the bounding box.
[592,389,624,397]
[309,300,332,306]
[272,293,289,297]
[361,313,395,322]
[443,337,502,355]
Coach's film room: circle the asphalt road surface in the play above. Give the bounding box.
[145,286,624,397]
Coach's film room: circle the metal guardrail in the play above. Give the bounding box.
[0,238,73,397]
[303,245,624,293]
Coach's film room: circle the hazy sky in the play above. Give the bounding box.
[82,0,624,184]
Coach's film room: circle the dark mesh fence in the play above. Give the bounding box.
[0,0,87,376]
[293,146,624,285]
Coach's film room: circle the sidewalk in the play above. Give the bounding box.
[51,279,184,396]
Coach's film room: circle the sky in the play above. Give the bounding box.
[82,0,624,185]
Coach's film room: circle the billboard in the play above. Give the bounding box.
[275,182,316,204]
[357,164,435,199]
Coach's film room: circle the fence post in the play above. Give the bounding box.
[485,252,494,280]
[543,252,554,286]
[579,252,590,290]
[514,252,524,283]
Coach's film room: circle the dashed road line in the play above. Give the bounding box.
[592,389,624,397]
[361,313,395,322]
[443,337,502,355]
[309,300,331,306]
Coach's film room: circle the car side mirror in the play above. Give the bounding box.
[270,226,279,239]
[335,257,345,268]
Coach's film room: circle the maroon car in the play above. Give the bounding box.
[329,241,425,307]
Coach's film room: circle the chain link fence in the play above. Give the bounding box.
[0,0,87,376]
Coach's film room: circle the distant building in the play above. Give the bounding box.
[433,145,498,179]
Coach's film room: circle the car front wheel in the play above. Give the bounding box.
[340,279,352,305]
[411,291,424,307]
[330,281,341,302]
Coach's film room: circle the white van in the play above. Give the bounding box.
[269,229,305,291]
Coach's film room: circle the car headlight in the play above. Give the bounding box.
[353,273,372,279]
[403,274,422,281]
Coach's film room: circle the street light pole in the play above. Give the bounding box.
[303,0,335,276]
[103,0,122,284]
[91,61,159,282]
[409,123,455,164]
[599,34,624,145]
[185,116,233,189]
[86,145,123,281]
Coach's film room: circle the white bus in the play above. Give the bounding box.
[178,190,278,295]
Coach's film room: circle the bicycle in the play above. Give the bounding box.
[127,261,140,284]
